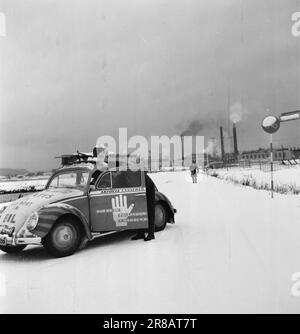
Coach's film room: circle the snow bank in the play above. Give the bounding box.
[209,166,300,194]
[0,178,48,193]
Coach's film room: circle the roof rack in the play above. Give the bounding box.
[56,151,97,166]
[56,149,144,170]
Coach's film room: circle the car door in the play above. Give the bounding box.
[89,170,149,232]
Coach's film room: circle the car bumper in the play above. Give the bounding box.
[0,234,42,247]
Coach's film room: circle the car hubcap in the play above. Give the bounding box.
[53,225,76,250]
[155,206,165,228]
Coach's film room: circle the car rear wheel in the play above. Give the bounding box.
[0,245,27,254]
[154,203,168,232]
[43,217,82,258]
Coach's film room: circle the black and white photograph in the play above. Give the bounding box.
[0,0,300,317]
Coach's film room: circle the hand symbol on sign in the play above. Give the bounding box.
[112,195,135,227]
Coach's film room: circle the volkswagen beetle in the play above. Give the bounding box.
[0,164,176,257]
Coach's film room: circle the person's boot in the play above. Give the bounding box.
[131,232,145,240]
[144,233,155,241]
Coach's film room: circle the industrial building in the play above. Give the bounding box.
[241,148,293,162]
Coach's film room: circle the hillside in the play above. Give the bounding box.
[0,168,29,177]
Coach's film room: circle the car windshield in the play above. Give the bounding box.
[47,170,90,190]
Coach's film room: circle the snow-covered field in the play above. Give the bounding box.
[210,165,300,194]
[0,178,48,193]
[1,171,300,313]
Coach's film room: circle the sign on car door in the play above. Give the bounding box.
[89,171,149,232]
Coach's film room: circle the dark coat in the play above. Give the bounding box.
[145,173,156,234]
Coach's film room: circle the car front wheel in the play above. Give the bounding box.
[0,245,27,254]
[43,217,82,258]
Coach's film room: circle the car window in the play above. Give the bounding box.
[90,170,102,185]
[96,172,112,189]
[48,171,89,190]
[111,171,142,189]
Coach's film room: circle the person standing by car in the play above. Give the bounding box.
[132,172,156,241]
[94,144,109,171]
[190,161,199,183]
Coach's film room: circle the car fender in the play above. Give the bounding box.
[32,203,92,240]
[155,192,176,220]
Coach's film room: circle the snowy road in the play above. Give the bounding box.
[1,171,300,313]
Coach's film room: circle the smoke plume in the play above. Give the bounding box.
[205,137,220,157]
[180,120,203,136]
[230,102,245,124]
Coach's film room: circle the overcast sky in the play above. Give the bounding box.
[0,0,300,170]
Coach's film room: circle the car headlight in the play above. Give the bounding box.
[26,212,39,232]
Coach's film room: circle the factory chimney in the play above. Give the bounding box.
[180,135,184,167]
[220,127,225,162]
[233,123,239,159]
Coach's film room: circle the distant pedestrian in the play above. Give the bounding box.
[190,161,199,184]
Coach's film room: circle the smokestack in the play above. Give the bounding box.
[220,127,225,162]
[180,135,184,167]
[233,123,239,158]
